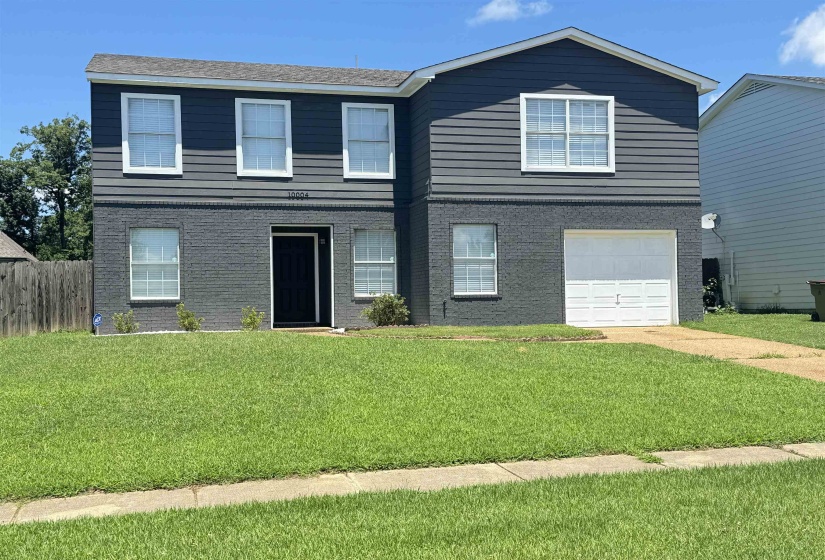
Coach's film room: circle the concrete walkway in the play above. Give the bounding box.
[600,327,825,382]
[2,443,823,525]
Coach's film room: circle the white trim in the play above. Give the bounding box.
[352,229,398,297]
[270,232,320,324]
[452,224,498,296]
[235,98,293,177]
[89,28,717,96]
[700,73,825,129]
[520,93,615,174]
[120,92,182,175]
[341,102,396,179]
[129,227,180,301]
[563,229,679,326]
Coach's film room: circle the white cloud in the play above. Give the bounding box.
[701,92,723,114]
[467,0,552,26]
[779,4,825,66]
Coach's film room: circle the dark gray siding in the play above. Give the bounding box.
[93,202,409,333]
[91,84,411,205]
[425,200,702,325]
[427,39,699,201]
[409,84,431,200]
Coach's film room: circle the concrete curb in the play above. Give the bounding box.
[3,443,823,525]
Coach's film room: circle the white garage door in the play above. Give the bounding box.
[564,230,677,327]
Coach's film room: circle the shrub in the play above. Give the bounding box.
[716,303,738,315]
[241,306,265,331]
[758,304,787,314]
[702,278,721,308]
[176,302,203,332]
[112,310,139,334]
[360,293,410,326]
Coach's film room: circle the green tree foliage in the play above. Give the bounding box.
[1,115,93,260]
[0,156,39,253]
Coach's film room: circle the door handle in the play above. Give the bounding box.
[616,294,621,305]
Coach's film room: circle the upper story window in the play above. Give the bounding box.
[520,94,615,173]
[121,93,182,175]
[342,102,395,179]
[235,99,293,177]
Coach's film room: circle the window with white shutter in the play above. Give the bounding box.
[121,93,182,174]
[453,225,497,295]
[520,94,614,173]
[130,228,180,300]
[353,230,396,296]
[342,103,395,179]
[235,99,292,177]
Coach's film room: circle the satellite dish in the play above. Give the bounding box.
[701,213,718,230]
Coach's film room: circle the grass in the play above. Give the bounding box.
[2,460,824,559]
[684,313,825,349]
[347,323,602,340]
[1,331,823,501]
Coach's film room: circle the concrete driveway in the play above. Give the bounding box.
[601,327,825,382]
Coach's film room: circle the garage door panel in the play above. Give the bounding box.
[564,231,676,327]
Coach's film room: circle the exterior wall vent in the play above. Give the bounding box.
[735,82,774,100]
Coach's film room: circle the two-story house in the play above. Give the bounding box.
[86,27,717,332]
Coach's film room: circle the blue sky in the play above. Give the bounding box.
[1,0,823,154]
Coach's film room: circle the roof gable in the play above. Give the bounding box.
[87,27,717,97]
[700,74,825,129]
[0,232,37,261]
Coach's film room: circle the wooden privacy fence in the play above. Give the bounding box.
[0,260,93,337]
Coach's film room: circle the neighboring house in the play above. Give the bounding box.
[699,75,825,311]
[0,232,38,263]
[86,27,717,333]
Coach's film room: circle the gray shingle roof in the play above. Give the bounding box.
[86,53,413,88]
[0,232,37,261]
[766,75,825,86]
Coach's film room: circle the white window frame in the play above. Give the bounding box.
[235,98,293,177]
[519,93,615,173]
[341,102,396,180]
[129,228,181,301]
[352,229,397,297]
[121,92,183,175]
[452,224,498,296]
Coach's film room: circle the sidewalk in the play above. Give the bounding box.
[3,443,823,525]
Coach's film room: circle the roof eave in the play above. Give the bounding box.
[86,71,427,97]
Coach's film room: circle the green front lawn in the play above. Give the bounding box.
[3,460,823,559]
[684,313,825,350]
[1,331,823,501]
[348,323,602,340]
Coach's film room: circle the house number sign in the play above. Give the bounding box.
[288,191,309,199]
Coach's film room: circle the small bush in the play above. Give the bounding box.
[758,304,787,314]
[112,310,139,334]
[716,303,738,315]
[360,293,410,326]
[176,302,203,332]
[241,306,265,331]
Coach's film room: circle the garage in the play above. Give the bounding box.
[564,230,678,327]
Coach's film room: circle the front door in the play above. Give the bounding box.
[272,235,317,324]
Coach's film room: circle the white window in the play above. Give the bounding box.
[520,94,614,173]
[342,103,395,179]
[453,225,497,295]
[130,228,180,300]
[121,93,182,174]
[235,99,293,177]
[353,230,396,296]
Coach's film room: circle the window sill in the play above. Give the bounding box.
[344,174,395,181]
[130,299,181,305]
[521,168,615,174]
[124,169,183,176]
[451,294,502,300]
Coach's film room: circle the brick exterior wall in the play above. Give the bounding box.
[93,202,407,334]
[424,199,703,326]
[93,199,701,333]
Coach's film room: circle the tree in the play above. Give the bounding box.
[0,156,39,253]
[10,116,92,260]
